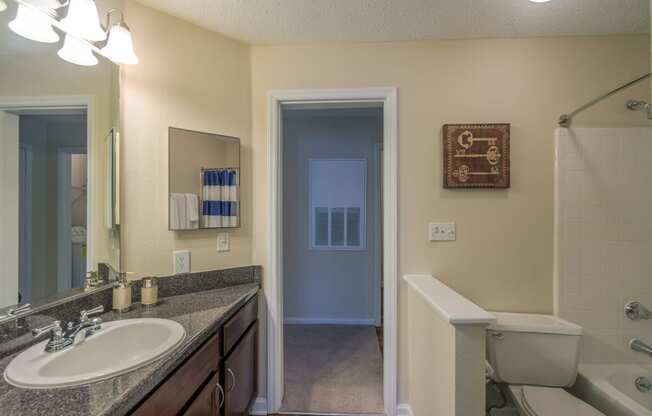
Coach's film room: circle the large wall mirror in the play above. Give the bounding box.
[0,0,121,312]
[169,127,240,230]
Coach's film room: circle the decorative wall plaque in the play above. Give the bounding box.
[443,123,510,188]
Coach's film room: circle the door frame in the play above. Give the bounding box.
[265,87,398,415]
[57,147,87,292]
[18,143,32,302]
[0,95,95,275]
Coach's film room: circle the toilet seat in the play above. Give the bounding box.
[508,385,605,416]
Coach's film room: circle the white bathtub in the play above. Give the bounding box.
[570,364,652,416]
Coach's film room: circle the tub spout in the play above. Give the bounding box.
[630,338,652,358]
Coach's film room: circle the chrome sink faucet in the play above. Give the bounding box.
[31,306,104,353]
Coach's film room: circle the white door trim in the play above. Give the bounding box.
[18,143,32,302]
[0,95,94,274]
[266,87,398,415]
[57,147,86,292]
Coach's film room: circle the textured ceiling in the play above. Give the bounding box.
[134,0,650,44]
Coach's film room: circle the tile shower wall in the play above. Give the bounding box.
[556,127,652,364]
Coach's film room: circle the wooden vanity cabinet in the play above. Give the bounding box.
[132,294,258,416]
[224,324,258,416]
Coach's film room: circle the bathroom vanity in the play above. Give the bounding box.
[0,267,261,416]
[133,293,258,416]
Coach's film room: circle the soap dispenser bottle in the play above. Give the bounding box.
[112,272,132,312]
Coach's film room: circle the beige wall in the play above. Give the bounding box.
[120,2,252,278]
[250,35,650,403]
[0,111,19,308]
[406,284,487,416]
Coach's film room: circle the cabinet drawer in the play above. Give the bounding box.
[223,295,257,355]
[133,332,220,416]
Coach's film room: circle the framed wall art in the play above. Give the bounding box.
[442,123,510,188]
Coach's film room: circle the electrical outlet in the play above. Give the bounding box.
[173,250,190,274]
[217,233,230,252]
[429,223,456,241]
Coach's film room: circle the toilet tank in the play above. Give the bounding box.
[486,312,582,387]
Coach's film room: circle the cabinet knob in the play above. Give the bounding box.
[226,368,236,393]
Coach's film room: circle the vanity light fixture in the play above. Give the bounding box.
[100,9,138,65]
[7,0,139,66]
[58,34,98,66]
[8,2,60,43]
[60,0,106,41]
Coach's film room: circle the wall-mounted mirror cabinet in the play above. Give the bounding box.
[0,0,121,313]
[169,127,241,231]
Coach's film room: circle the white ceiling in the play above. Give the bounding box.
[135,0,650,44]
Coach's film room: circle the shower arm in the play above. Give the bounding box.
[558,72,651,127]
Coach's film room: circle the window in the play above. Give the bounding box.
[309,159,366,250]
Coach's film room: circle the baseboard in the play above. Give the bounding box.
[250,397,268,415]
[284,317,376,325]
[397,403,414,416]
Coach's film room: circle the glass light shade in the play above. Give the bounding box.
[60,0,106,41]
[31,0,65,9]
[100,24,139,65]
[8,4,59,43]
[0,0,7,13]
[57,35,98,66]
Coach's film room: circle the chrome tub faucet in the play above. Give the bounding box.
[630,338,652,358]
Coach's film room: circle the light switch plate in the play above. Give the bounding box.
[217,232,230,252]
[429,223,456,241]
[173,250,190,274]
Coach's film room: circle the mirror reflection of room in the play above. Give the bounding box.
[0,0,121,311]
[17,111,88,304]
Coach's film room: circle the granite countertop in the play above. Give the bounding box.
[0,283,260,416]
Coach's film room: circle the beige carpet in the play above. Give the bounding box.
[281,324,384,414]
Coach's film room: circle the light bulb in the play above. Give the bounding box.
[60,0,106,41]
[101,23,139,65]
[0,0,7,12]
[8,4,59,43]
[57,35,98,66]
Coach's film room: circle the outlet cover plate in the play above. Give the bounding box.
[429,223,456,241]
[173,250,190,274]
[217,233,230,252]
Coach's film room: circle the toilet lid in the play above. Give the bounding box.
[509,385,606,416]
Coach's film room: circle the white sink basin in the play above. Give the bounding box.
[4,318,186,389]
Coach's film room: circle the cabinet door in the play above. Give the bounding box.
[184,372,223,416]
[224,323,257,416]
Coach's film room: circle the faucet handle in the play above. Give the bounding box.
[625,301,652,320]
[80,305,104,322]
[31,321,63,338]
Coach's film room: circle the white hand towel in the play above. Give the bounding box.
[185,193,199,229]
[169,193,187,230]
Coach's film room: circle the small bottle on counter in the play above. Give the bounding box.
[141,277,158,310]
[112,272,132,312]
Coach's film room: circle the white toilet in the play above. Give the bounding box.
[486,312,605,416]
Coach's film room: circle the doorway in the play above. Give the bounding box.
[281,107,384,413]
[0,101,90,305]
[265,88,398,416]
